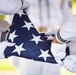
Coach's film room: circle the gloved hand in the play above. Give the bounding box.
[63,55,76,73]
[51,42,66,64]
[21,0,30,9]
[0,41,15,58]
[21,0,30,14]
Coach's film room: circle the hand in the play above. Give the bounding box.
[0,41,15,58]
[21,0,29,9]
[51,42,66,64]
[21,0,30,14]
[63,55,76,73]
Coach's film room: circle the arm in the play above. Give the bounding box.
[0,0,29,15]
[0,19,15,58]
[51,15,76,64]
[55,15,76,43]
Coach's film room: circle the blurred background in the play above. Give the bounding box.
[0,0,76,75]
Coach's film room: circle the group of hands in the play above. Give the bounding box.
[0,20,76,73]
[0,0,75,73]
[0,29,76,73]
[45,30,76,73]
[51,42,76,73]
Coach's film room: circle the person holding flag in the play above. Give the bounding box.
[0,0,76,74]
[50,0,76,73]
[0,0,62,75]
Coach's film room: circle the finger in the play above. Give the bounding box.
[63,58,75,71]
[55,59,63,64]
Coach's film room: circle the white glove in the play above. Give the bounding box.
[0,41,15,58]
[21,0,30,14]
[63,55,76,73]
[51,42,66,64]
[21,0,30,9]
[0,0,29,15]
[0,0,23,15]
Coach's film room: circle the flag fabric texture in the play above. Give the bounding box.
[4,10,69,64]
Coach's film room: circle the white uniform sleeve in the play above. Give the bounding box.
[0,0,29,15]
[56,15,76,43]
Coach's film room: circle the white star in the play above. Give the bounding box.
[22,21,34,30]
[38,49,52,61]
[13,43,25,55]
[18,10,26,17]
[9,30,18,42]
[30,34,43,45]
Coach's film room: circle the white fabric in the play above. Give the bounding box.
[11,56,62,75]
[51,42,66,64]
[65,42,76,73]
[56,0,75,43]
[63,55,76,73]
[21,0,30,10]
[0,0,29,15]
[68,42,76,55]
[59,15,76,42]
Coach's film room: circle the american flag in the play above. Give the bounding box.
[4,10,69,64]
